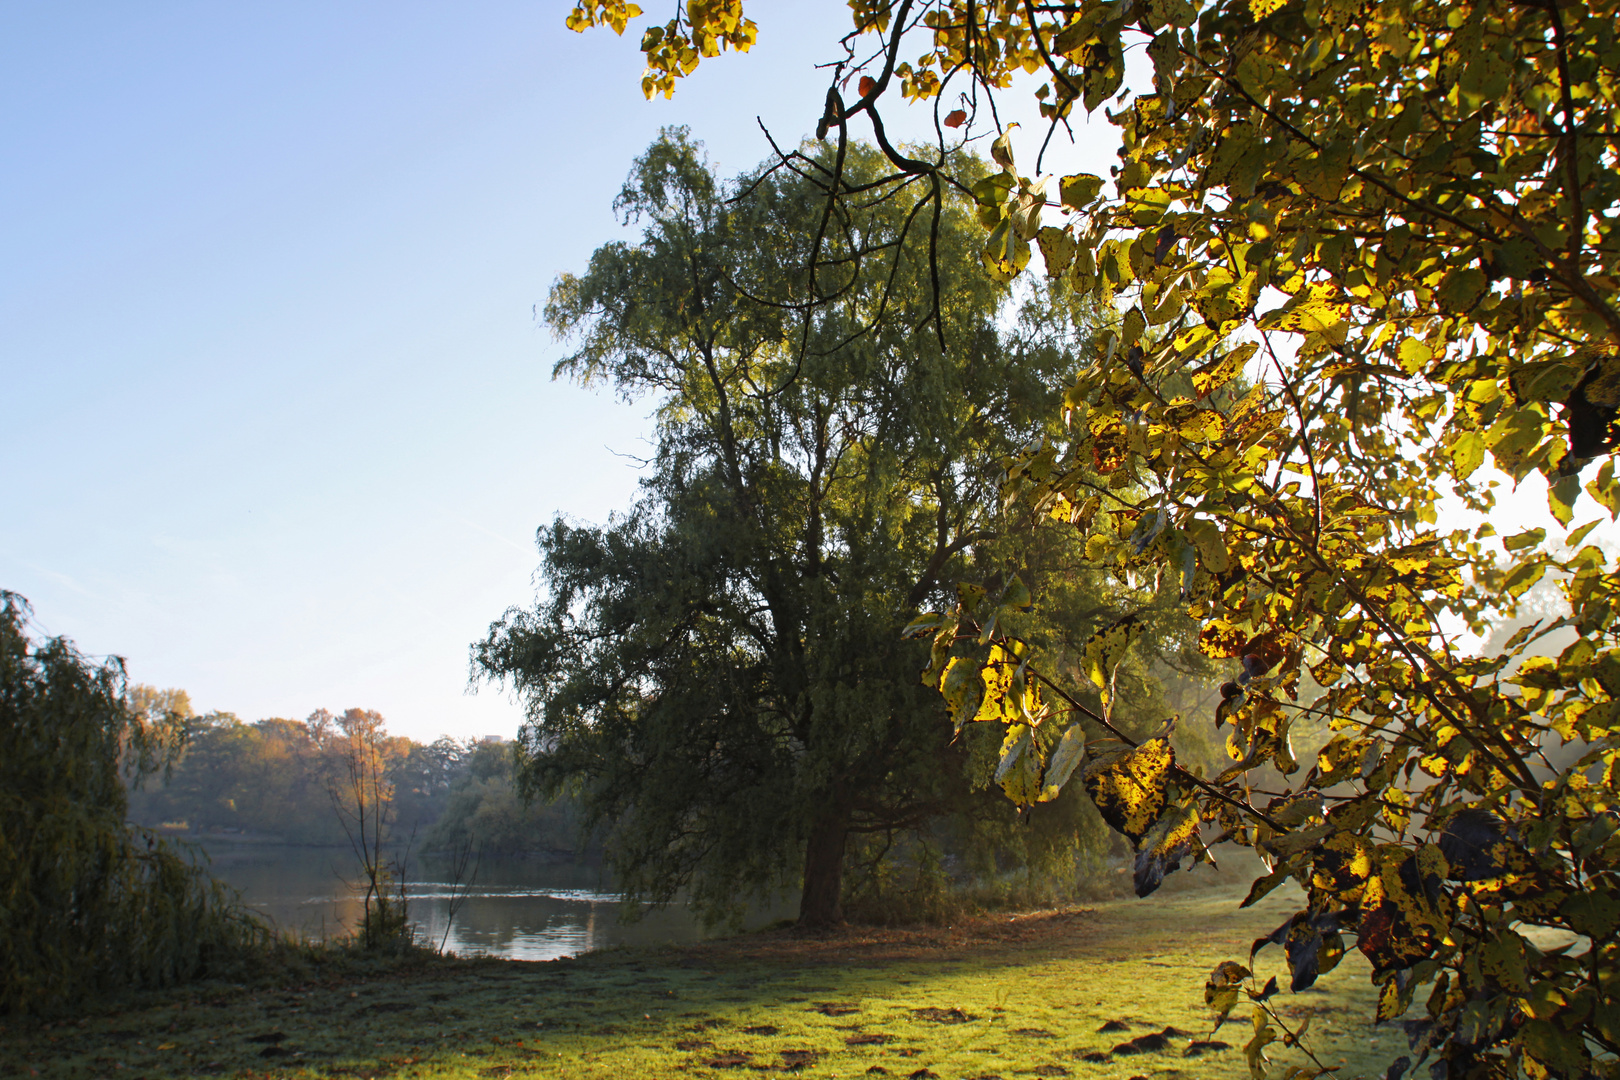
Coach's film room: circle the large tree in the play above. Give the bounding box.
[0,593,262,1013]
[569,2,1620,1075]
[473,131,1136,926]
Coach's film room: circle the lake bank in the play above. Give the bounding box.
[192,843,759,959]
[2,884,1408,1080]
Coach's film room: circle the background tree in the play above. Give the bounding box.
[127,706,465,846]
[421,739,591,858]
[572,2,1620,1075]
[328,707,414,949]
[0,593,263,1014]
[473,130,1163,926]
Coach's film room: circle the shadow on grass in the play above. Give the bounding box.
[1,885,1411,1080]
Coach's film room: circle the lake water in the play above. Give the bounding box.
[196,843,754,961]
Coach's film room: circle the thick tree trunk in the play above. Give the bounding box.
[797,810,849,927]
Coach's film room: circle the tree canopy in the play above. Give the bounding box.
[569,2,1620,1076]
[473,131,1173,926]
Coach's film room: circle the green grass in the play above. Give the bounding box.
[1,885,1410,1080]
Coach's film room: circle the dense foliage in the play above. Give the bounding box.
[129,708,444,845]
[572,1,1620,1076]
[0,593,265,1015]
[474,131,1193,926]
[420,739,591,858]
[126,710,587,857]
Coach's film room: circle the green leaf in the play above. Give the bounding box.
[1081,613,1143,694]
[1036,226,1076,277]
[921,622,956,687]
[1183,517,1231,573]
[1083,736,1173,843]
[1126,186,1171,226]
[1001,574,1033,612]
[1522,1018,1593,1078]
[902,612,944,638]
[1376,972,1415,1022]
[1586,457,1620,519]
[1565,518,1601,549]
[1038,724,1086,801]
[1479,930,1530,994]
[1258,287,1347,345]
[981,218,1031,282]
[1204,960,1250,1026]
[1191,341,1256,398]
[1243,1007,1276,1079]
[1510,360,1582,403]
[1294,139,1351,201]
[1502,527,1546,552]
[1058,172,1105,209]
[1450,429,1486,480]
[1558,889,1620,939]
[1009,178,1047,240]
[1122,306,1146,347]
[971,173,1014,207]
[1548,473,1580,528]
[940,656,983,729]
[1397,337,1434,373]
[1437,266,1488,313]
[1133,800,1201,896]
[995,722,1041,805]
[1458,47,1510,105]
[989,126,1017,171]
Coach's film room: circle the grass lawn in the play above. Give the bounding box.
[2,884,1408,1080]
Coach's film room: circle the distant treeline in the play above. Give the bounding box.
[125,691,589,858]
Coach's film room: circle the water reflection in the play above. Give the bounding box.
[198,844,730,961]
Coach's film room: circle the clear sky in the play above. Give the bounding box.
[1,2,882,742]
[3,4,1603,744]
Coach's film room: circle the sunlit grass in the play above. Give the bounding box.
[2,883,1409,1080]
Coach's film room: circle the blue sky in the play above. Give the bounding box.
[2,2,895,741]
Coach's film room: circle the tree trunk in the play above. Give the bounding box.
[797,810,848,927]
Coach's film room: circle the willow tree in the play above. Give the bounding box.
[473,131,1158,926]
[0,592,264,1014]
[572,1,1620,1075]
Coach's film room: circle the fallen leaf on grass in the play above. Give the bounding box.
[846,1033,894,1046]
[815,1002,861,1016]
[780,1049,823,1071]
[707,1051,754,1068]
[1112,1032,1171,1054]
[911,1007,973,1024]
[1183,1040,1233,1056]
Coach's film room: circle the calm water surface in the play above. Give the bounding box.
[198,844,740,961]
